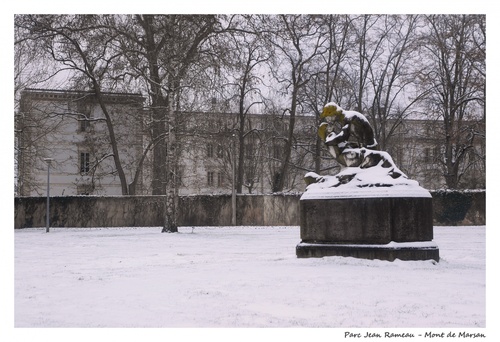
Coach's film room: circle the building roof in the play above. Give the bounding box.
[21,88,145,104]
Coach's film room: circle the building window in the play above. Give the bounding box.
[434,146,441,162]
[80,115,91,132]
[80,152,90,174]
[217,172,224,187]
[217,144,224,158]
[246,143,254,159]
[207,144,214,158]
[207,171,214,186]
[77,102,92,132]
[424,148,431,163]
[273,146,282,160]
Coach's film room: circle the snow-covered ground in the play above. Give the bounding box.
[12,225,487,334]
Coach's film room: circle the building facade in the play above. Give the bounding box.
[16,89,485,197]
[16,88,146,196]
[172,110,317,195]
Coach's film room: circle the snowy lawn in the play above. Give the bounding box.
[14,226,485,329]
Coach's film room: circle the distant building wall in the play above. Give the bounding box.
[16,89,486,197]
[14,191,485,229]
[16,88,146,197]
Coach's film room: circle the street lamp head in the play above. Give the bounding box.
[44,158,54,164]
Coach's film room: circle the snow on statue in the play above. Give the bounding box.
[305,102,424,194]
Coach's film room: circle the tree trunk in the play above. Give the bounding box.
[162,91,178,233]
[151,103,167,195]
[273,89,298,192]
[236,115,245,194]
[138,14,168,195]
[89,75,129,195]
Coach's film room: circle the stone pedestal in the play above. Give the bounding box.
[296,188,439,262]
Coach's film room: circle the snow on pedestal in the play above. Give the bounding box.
[298,102,439,261]
[302,160,431,200]
[297,151,439,262]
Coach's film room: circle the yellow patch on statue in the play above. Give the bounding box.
[320,104,344,120]
[318,122,328,141]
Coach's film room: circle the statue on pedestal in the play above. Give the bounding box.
[297,102,438,261]
[305,102,407,189]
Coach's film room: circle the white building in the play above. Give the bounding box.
[16,89,485,196]
[16,88,146,196]
[173,110,316,195]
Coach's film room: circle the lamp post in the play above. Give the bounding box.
[231,134,236,226]
[44,158,54,233]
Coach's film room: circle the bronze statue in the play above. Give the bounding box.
[305,102,405,187]
[318,102,379,167]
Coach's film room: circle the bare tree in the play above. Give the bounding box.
[15,15,149,196]
[15,16,64,195]
[259,15,327,192]
[363,15,431,151]
[420,15,485,189]
[302,14,354,173]
[346,15,387,113]
[114,14,220,231]
[15,14,486,199]
[216,17,270,193]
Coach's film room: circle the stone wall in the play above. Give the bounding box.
[14,190,485,229]
[431,190,486,226]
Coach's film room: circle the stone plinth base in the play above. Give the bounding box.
[297,189,439,262]
[300,196,434,244]
[296,241,439,262]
